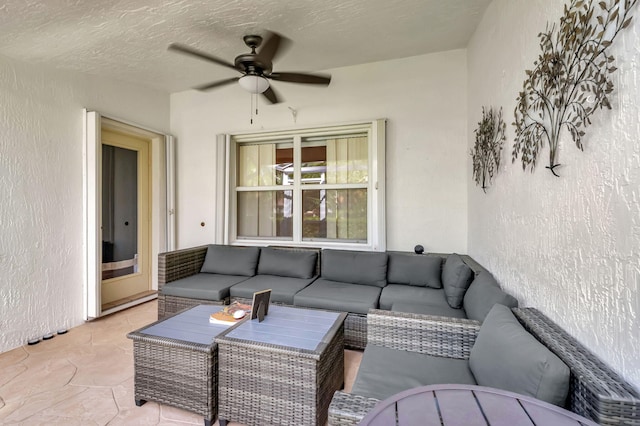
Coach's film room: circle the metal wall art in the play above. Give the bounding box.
[472,106,506,192]
[512,0,637,176]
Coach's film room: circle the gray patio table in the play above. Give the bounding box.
[127,304,241,426]
[358,384,599,426]
[215,304,347,426]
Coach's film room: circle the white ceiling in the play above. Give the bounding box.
[0,0,491,93]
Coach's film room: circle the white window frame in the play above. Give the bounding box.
[217,119,386,251]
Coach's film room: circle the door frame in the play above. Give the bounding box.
[83,109,175,319]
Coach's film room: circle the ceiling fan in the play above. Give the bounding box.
[168,31,331,104]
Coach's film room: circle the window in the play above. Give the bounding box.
[219,120,385,251]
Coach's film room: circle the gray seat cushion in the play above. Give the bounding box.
[200,245,260,277]
[387,252,442,288]
[379,285,449,310]
[352,344,477,400]
[442,253,475,308]
[293,279,381,314]
[230,275,317,305]
[391,301,467,319]
[469,304,570,406]
[257,247,317,279]
[161,273,249,301]
[321,249,388,287]
[463,272,519,322]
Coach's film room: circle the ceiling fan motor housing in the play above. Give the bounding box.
[234,53,272,75]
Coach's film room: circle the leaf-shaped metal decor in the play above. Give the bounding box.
[471,107,506,193]
[512,0,637,176]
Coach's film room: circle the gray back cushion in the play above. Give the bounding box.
[469,304,570,406]
[257,247,317,279]
[321,249,388,287]
[442,254,474,308]
[463,272,519,322]
[200,245,260,277]
[387,253,442,288]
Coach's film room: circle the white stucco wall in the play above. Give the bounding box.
[171,50,468,253]
[0,55,169,353]
[467,0,640,389]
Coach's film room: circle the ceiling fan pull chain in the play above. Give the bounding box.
[254,79,259,118]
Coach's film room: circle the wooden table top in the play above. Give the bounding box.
[358,384,598,426]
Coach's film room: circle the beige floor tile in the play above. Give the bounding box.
[0,355,77,403]
[159,404,203,424]
[344,349,363,393]
[110,380,162,425]
[0,384,87,423]
[67,345,133,387]
[0,347,28,368]
[38,387,119,424]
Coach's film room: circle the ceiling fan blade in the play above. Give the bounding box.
[168,43,237,71]
[258,31,291,63]
[262,86,281,104]
[194,77,239,91]
[268,72,331,85]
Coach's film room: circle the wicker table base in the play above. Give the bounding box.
[127,305,238,426]
[216,305,346,426]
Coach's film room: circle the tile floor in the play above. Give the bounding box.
[0,300,363,425]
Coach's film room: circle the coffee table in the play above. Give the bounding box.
[127,304,241,426]
[215,305,347,426]
[359,384,599,426]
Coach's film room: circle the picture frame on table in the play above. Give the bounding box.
[251,289,271,322]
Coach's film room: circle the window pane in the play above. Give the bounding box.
[302,189,367,241]
[237,191,293,238]
[238,141,294,187]
[300,144,327,185]
[324,136,368,184]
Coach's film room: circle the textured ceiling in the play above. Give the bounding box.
[0,0,491,93]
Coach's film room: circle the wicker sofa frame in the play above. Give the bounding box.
[157,245,226,319]
[328,308,640,426]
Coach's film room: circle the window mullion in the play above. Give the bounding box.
[293,135,302,243]
[236,185,283,192]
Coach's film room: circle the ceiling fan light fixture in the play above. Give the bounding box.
[238,75,269,94]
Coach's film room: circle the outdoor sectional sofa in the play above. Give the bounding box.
[328,306,640,426]
[158,244,518,349]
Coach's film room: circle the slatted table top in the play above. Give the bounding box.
[217,305,345,354]
[358,384,599,426]
[128,304,233,347]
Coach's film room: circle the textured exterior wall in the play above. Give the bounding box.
[0,56,169,353]
[171,50,469,253]
[467,0,640,389]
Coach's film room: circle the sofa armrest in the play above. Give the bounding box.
[158,245,208,291]
[367,309,481,359]
[513,308,640,425]
[328,390,380,426]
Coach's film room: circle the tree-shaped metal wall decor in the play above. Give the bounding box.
[472,106,506,193]
[512,0,637,176]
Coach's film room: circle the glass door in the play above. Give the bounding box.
[100,129,151,308]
